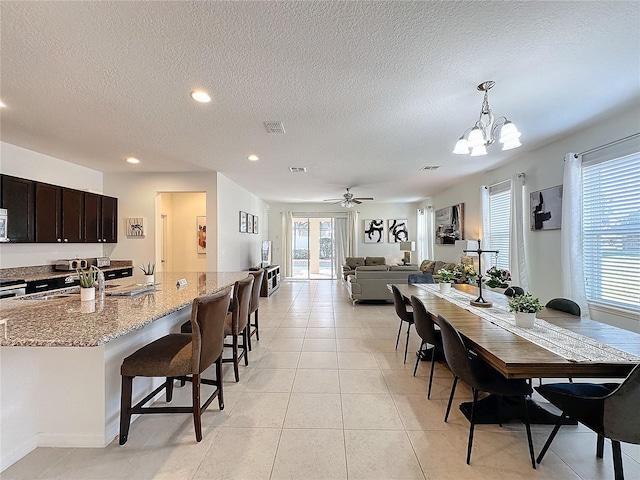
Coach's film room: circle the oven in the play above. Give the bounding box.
[0,279,27,299]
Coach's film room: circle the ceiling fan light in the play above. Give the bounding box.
[470,145,488,156]
[502,139,522,151]
[499,121,521,143]
[467,127,485,148]
[453,137,470,154]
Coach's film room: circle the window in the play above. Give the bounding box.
[582,151,640,312]
[487,182,511,271]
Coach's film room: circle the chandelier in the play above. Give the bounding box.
[453,81,522,156]
[340,199,356,208]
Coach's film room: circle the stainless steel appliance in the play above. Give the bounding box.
[55,259,88,271]
[0,279,27,299]
[0,209,8,242]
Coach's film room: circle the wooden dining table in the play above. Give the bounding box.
[394,283,640,424]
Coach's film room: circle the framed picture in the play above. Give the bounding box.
[125,217,145,237]
[530,185,563,231]
[197,216,206,253]
[239,211,247,233]
[388,219,408,243]
[363,219,384,243]
[247,213,254,233]
[253,215,258,234]
[435,203,464,245]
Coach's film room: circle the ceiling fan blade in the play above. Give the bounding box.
[354,197,374,201]
[353,199,362,204]
[323,199,343,202]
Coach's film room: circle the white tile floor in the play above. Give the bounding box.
[4,280,639,479]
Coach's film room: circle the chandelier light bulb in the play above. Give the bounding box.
[470,145,488,156]
[499,121,521,144]
[502,139,522,151]
[453,137,470,155]
[467,127,485,148]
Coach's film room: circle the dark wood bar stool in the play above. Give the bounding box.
[119,286,232,445]
[247,269,264,351]
[223,275,254,382]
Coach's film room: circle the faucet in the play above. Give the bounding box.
[92,265,105,295]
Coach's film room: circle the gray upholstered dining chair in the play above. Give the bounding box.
[504,286,525,297]
[435,313,536,468]
[391,284,414,363]
[119,286,232,445]
[545,297,581,316]
[535,363,640,480]
[410,295,445,398]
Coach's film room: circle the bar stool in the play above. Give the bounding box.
[223,275,254,382]
[247,269,264,351]
[119,286,232,445]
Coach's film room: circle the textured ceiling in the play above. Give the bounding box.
[1,1,639,204]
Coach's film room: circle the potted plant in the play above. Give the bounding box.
[138,262,156,285]
[436,269,454,294]
[485,267,511,290]
[453,262,478,285]
[508,292,543,328]
[77,266,98,302]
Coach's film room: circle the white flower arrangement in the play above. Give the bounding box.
[436,269,454,283]
[508,293,543,313]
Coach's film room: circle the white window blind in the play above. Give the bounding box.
[488,183,511,271]
[582,151,640,312]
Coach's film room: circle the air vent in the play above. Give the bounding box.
[420,165,440,171]
[289,167,307,173]
[264,121,286,134]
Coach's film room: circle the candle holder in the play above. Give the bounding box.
[463,239,498,308]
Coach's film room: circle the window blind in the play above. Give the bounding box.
[582,152,640,312]
[488,185,511,271]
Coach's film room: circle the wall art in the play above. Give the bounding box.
[388,219,408,243]
[247,213,254,233]
[253,215,258,234]
[125,217,145,237]
[363,219,384,243]
[530,185,562,231]
[239,211,247,233]
[435,203,464,245]
[197,216,206,253]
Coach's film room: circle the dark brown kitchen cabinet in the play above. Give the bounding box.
[0,175,35,242]
[35,183,62,242]
[84,193,118,243]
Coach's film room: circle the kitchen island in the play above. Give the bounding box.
[0,271,248,471]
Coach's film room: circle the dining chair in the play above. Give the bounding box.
[410,295,445,398]
[408,273,435,284]
[223,275,254,382]
[119,286,232,445]
[535,363,640,480]
[504,286,525,297]
[391,284,414,363]
[247,269,265,351]
[545,297,581,316]
[435,313,536,468]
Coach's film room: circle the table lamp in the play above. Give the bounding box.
[399,241,415,265]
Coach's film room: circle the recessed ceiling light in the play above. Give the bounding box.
[190,90,211,103]
[247,154,259,161]
[126,157,140,164]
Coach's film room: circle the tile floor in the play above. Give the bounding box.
[4,280,639,479]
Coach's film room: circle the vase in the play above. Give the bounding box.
[144,274,155,285]
[514,312,535,328]
[80,287,95,302]
[439,282,451,294]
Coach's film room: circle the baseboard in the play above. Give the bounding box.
[38,432,107,448]
[1,437,38,473]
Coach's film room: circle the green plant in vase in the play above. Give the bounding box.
[508,293,543,313]
[138,262,155,275]
[77,266,98,301]
[485,267,511,288]
[436,269,454,283]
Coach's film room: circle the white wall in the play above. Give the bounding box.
[0,142,105,268]
[162,192,207,272]
[216,174,268,270]
[428,105,640,331]
[267,202,418,267]
[103,172,219,272]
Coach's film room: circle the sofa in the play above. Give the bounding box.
[342,256,386,280]
[345,265,421,303]
[419,259,457,281]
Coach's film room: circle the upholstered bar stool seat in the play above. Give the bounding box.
[119,286,232,445]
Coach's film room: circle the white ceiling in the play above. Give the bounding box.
[1,1,639,204]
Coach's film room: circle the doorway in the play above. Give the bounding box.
[291,216,335,279]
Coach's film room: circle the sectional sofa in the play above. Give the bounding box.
[345,265,421,303]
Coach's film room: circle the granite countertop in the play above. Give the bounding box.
[0,271,249,347]
[1,261,134,282]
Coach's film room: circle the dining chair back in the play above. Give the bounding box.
[223,275,254,382]
[545,298,581,316]
[504,286,525,297]
[536,363,640,479]
[434,314,536,468]
[410,295,444,397]
[247,269,265,349]
[391,284,414,363]
[408,273,435,284]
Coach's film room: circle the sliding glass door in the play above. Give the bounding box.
[291,216,335,279]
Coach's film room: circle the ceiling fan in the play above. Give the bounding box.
[324,188,374,208]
